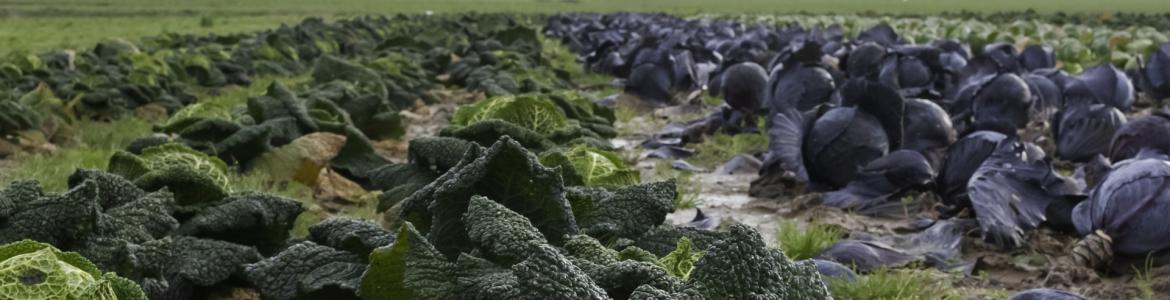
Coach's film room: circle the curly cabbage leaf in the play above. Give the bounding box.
[175,192,303,254]
[578,181,676,243]
[463,196,548,266]
[513,244,609,299]
[244,241,364,300]
[685,224,831,299]
[658,237,703,281]
[450,94,569,135]
[439,119,558,152]
[0,240,145,300]
[0,101,42,136]
[406,137,480,174]
[399,136,576,258]
[162,102,233,133]
[0,180,100,247]
[107,143,231,210]
[130,236,261,299]
[539,145,640,187]
[308,217,395,258]
[361,222,457,300]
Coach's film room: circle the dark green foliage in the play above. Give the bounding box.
[370,164,439,211]
[330,127,391,184]
[589,260,682,300]
[67,169,147,209]
[564,186,608,225]
[407,136,480,173]
[618,226,733,257]
[132,236,263,299]
[0,100,41,135]
[578,181,676,243]
[618,247,662,265]
[453,254,521,299]
[685,224,830,299]
[308,217,395,258]
[361,222,457,300]
[244,241,365,300]
[249,82,316,127]
[398,137,576,258]
[0,179,100,247]
[512,244,610,299]
[311,56,388,100]
[175,192,304,254]
[440,119,558,152]
[463,196,549,266]
[564,235,619,266]
[0,169,318,300]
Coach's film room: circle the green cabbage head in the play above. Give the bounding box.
[539,145,640,187]
[0,240,145,300]
[450,94,569,135]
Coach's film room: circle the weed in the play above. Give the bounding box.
[829,268,962,300]
[1134,255,1156,300]
[689,133,768,168]
[702,94,722,107]
[987,288,1009,299]
[774,220,843,260]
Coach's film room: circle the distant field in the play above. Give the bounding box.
[5,0,1169,15]
[2,0,1169,54]
[0,15,306,53]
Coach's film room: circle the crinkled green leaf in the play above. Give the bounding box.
[360,222,456,300]
[451,94,569,135]
[439,119,557,152]
[463,196,547,266]
[685,224,830,300]
[400,137,577,258]
[659,237,703,281]
[512,244,608,300]
[107,143,231,211]
[308,217,395,258]
[540,145,640,187]
[580,181,676,243]
[0,240,145,300]
[244,241,363,300]
[175,192,304,254]
[563,235,618,266]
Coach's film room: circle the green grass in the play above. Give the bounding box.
[828,268,962,300]
[774,220,843,260]
[0,117,153,191]
[0,15,309,55]
[689,133,768,169]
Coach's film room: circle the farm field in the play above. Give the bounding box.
[4,0,1170,54]
[2,1,1170,300]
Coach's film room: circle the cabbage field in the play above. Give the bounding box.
[3,3,1170,300]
